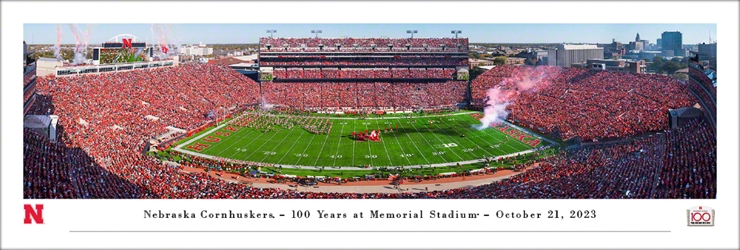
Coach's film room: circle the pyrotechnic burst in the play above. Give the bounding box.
[150,24,180,60]
[474,67,556,130]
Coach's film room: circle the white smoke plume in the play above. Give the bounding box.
[261,96,273,111]
[54,24,63,61]
[474,66,556,130]
[150,24,180,60]
[68,24,95,65]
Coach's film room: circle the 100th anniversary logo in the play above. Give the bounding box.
[687,206,714,226]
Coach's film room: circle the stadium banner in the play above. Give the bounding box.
[5,199,739,249]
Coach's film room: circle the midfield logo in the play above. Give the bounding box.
[24,204,44,224]
[687,206,714,226]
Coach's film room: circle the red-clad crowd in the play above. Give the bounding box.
[260,37,469,52]
[23,62,715,199]
[34,64,261,132]
[261,59,468,67]
[262,81,466,109]
[24,116,715,199]
[471,65,697,141]
[272,68,456,79]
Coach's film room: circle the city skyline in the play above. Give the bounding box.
[24,23,716,45]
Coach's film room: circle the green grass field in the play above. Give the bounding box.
[175,112,548,168]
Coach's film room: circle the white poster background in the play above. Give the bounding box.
[2,1,738,249]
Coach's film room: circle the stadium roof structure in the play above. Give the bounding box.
[560,44,600,50]
[37,57,62,62]
[673,107,703,118]
[24,115,51,128]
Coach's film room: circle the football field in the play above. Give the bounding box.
[176,112,546,168]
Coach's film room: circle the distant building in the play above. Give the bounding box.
[640,40,649,50]
[179,42,214,56]
[639,51,662,61]
[548,44,604,67]
[469,58,495,69]
[697,42,717,61]
[36,58,63,77]
[603,41,625,59]
[656,38,662,49]
[628,41,644,51]
[587,59,646,74]
[661,31,683,58]
[505,57,526,65]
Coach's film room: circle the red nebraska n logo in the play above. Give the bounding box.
[24,204,44,224]
[122,38,133,49]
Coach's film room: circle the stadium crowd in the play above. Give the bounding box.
[272,68,456,79]
[472,65,697,141]
[23,61,715,199]
[262,81,466,109]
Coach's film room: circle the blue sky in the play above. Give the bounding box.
[24,23,717,45]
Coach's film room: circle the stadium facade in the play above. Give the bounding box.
[258,37,470,111]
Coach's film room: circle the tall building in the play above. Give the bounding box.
[547,44,604,67]
[698,42,717,64]
[661,31,683,57]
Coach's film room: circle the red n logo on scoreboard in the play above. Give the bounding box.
[122,38,133,49]
[24,204,44,224]
[162,46,169,54]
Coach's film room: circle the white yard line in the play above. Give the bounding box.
[363,122,375,166]
[374,119,395,166]
[409,119,463,162]
[223,128,270,160]
[311,131,332,166]
[212,126,260,157]
[398,120,432,164]
[429,117,480,158]
[275,129,307,164]
[422,119,466,161]
[259,126,301,162]
[351,121,356,166]
[331,123,347,166]
[242,128,284,160]
[385,120,413,165]
[445,117,504,157]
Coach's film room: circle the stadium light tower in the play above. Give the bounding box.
[266,30,277,38]
[406,30,418,38]
[311,29,322,39]
[451,30,462,39]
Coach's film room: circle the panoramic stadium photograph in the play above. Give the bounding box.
[23,23,717,199]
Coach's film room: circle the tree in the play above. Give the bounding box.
[661,61,682,75]
[493,56,506,66]
[469,52,480,59]
[653,56,664,65]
